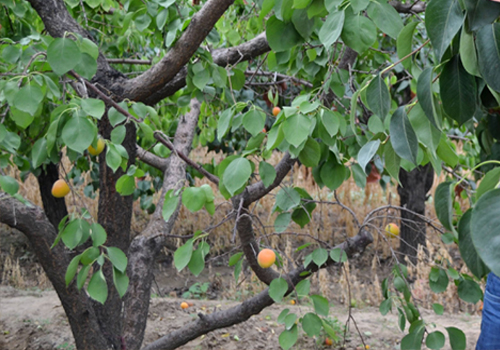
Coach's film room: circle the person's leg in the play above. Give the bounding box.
[477,272,500,350]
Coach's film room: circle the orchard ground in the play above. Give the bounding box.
[0,149,484,349]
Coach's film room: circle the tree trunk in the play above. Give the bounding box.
[36,162,68,229]
[397,163,434,264]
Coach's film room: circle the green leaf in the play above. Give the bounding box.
[471,189,500,277]
[61,219,90,250]
[73,53,97,79]
[243,109,266,137]
[62,117,95,153]
[367,0,403,39]
[439,55,476,125]
[366,74,391,120]
[312,248,328,267]
[229,252,243,266]
[106,246,127,273]
[275,212,291,233]
[77,265,90,290]
[401,327,424,350]
[320,158,347,191]
[217,108,233,141]
[292,9,315,40]
[321,110,340,137]
[284,313,297,330]
[389,107,419,165]
[47,37,82,76]
[299,137,321,167]
[476,23,500,92]
[65,254,81,287]
[436,137,459,167]
[81,98,105,119]
[112,267,129,298]
[13,83,44,116]
[80,246,100,265]
[341,8,377,54]
[417,67,440,130]
[293,0,311,9]
[116,175,135,196]
[295,279,310,296]
[266,16,303,52]
[269,277,288,302]
[434,181,454,231]
[426,331,445,350]
[32,138,48,169]
[446,327,466,350]
[459,27,480,77]
[384,142,400,183]
[318,10,345,47]
[330,248,347,262]
[174,239,193,272]
[477,167,500,200]
[279,324,298,350]
[425,0,464,62]
[379,298,392,315]
[90,223,107,247]
[457,279,483,303]
[275,187,301,211]
[105,145,122,173]
[464,0,500,32]
[191,63,210,90]
[283,114,312,147]
[182,187,206,212]
[302,313,322,337]
[108,105,127,127]
[398,307,406,331]
[429,267,449,293]
[259,161,277,188]
[458,209,489,279]
[222,157,252,196]
[433,303,444,315]
[351,0,369,13]
[188,246,207,277]
[408,103,440,156]
[358,140,380,174]
[397,22,419,70]
[0,175,19,195]
[88,268,108,304]
[311,294,329,316]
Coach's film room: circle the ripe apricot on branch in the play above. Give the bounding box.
[88,138,105,156]
[385,223,400,237]
[257,248,276,268]
[272,106,281,117]
[180,302,189,309]
[51,179,70,198]
[325,337,333,346]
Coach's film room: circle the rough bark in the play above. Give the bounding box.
[122,99,201,350]
[36,162,68,229]
[0,194,110,350]
[398,163,435,264]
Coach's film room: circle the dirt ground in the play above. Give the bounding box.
[0,283,481,350]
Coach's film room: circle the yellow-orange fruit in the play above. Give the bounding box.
[290,300,296,305]
[180,302,189,309]
[51,179,70,198]
[88,138,105,156]
[272,106,281,117]
[385,223,400,237]
[257,248,276,268]
[325,338,333,346]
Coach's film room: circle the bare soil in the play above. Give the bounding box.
[0,281,482,350]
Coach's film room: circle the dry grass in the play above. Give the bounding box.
[0,147,483,315]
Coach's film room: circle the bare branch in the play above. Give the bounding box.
[244,70,313,88]
[154,132,220,185]
[107,58,152,65]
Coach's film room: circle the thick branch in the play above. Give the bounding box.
[142,229,373,350]
[107,58,152,65]
[120,0,235,101]
[136,145,168,171]
[122,99,201,350]
[390,0,426,13]
[142,33,271,105]
[240,152,297,206]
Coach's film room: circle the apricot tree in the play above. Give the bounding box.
[1,0,500,349]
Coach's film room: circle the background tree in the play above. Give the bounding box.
[1,0,500,349]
